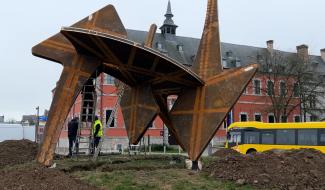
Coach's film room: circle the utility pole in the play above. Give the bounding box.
[35,106,40,143]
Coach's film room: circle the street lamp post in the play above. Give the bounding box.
[35,106,40,143]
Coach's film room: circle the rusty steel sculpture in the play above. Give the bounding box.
[32,0,258,167]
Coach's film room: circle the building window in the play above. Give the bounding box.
[242,87,248,95]
[294,115,301,122]
[268,114,275,123]
[310,94,317,108]
[148,121,154,128]
[267,80,274,96]
[167,28,171,34]
[105,75,115,85]
[293,83,299,97]
[276,130,295,145]
[171,28,175,34]
[240,113,248,122]
[177,45,183,52]
[280,115,287,123]
[279,81,286,96]
[254,113,262,122]
[310,115,318,122]
[253,79,261,95]
[223,121,227,129]
[106,109,115,128]
[222,59,227,68]
[157,42,163,49]
[298,129,317,145]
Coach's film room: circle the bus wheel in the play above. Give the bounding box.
[246,149,257,154]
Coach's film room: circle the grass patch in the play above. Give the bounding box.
[74,169,254,190]
[56,155,255,190]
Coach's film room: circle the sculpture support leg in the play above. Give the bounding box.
[37,56,100,166]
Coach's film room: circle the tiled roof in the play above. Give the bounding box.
[126,29,325,75]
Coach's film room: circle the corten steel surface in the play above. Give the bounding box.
[33,0,258,165]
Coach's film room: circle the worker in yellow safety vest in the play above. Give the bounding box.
[92,116,103,152]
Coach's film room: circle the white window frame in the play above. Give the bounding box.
[280,115,288,123]
[293,115,301,123]
[279,80,286,96]
[148,121,156,129]
[243,87,248,95]
[105,108,117,128]
[253,79,262,95]
[266,80,275,96]
[254,113,262,122]
[239,112,248,122]
[293,83,300,97]
[268,113,275,123]
[105,74,115,86]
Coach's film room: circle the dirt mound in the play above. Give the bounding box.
[0,164,100,190]
[206,149,325,189]
[0,140,38,168]
[212,148,241,157]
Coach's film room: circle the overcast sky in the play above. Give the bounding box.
[0,0,324,121]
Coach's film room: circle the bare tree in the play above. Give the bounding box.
[253,50,325,122]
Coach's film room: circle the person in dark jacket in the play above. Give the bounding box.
[68,117,79,157]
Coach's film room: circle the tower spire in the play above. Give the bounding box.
[166,0,173,16]
[160,0,178,38]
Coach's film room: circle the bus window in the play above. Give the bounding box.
[298,129,317,146]
[320,130,325,145]
[228,131,241,144]
[276,130,295,145]
[261,131,274,144]
[245,131,259,144]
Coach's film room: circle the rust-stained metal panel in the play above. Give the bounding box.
[144,24,157,48]
[33,0,258,166]
[60,27,204,88]
[32,5,126,166]
[170,65,258,161]
[192,0,223,80]
[167,0,258,161]
[37,56,101,166]
[120,85,159,144]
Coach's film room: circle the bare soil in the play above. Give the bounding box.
[0,140,100,190]
[0,164,100,190]
[206,148,325,190]
[0,140,38,168]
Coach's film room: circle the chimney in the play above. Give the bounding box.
[321,49,325,62]
[296,44,309,63]
[266,40,274,52]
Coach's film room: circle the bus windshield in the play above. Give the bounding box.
[227,130,242,144]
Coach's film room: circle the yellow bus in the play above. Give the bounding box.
[226,122,325,154]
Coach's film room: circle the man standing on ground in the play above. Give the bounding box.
[68,117,79,157]
[92,116,103,154]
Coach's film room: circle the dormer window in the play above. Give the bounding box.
[156,42,163,50]
[236,58,241,67]
[177,45,183,52]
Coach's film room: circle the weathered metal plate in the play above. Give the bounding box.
[32,5,127,166]
[60,27,204,89]
[120,85,159,144]
[192,0,223,79]
[170,65,258,161]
